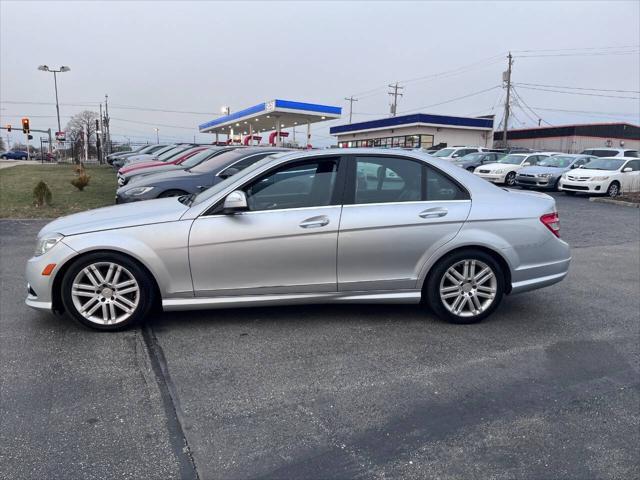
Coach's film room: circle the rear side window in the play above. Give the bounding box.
[351,156,469,204]
[624,150,638,158]
[585,150,618,157]
[425,165,470,201]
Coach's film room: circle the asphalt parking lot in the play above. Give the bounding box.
[1,193,638,480]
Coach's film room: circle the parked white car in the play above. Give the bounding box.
[432,146,488,161]
[474,153,550,186]
[559,157,640,197]
[579,148,638,158]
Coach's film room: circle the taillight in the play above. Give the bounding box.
[540,212,560,238]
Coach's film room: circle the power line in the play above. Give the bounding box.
[512,44,640,53]
[515,50,639,58]
[514,84,640,100]
[530,106,640,117]
[398,85,501,114]
[511,87,552,126]
[517,82,640,94]
[110,117,196,130]
[0,100,217,116]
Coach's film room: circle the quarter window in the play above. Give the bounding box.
[425,165,470,201]
[244,159,338,211]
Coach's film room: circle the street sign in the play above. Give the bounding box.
[55,131,65,141]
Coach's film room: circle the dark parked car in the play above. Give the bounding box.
[115,147,290,203]
[453,152,503,172]
[1,150,29,160]
[111,144,172,168]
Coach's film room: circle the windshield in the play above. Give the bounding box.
[191,152,291,206]
[180,148,219,168]
[457,153,483,161]
[498,154,526,165]
[433,148,456,157]
[583,158,625,171]
[158,146,190,162]
[537,156,574,168]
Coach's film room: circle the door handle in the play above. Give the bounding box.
[419,207,448,219]
[299,215,330,229]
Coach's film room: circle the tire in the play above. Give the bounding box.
[504,172,516,187]
[606,181,620,198]
[159,189,188,198]
[0,155,7,159]
[564,191,576,196]
[425,249,505,325]
[466,166,475,173]
[60,252,156,331]
[20,156,27,160]
[554,179,561,192]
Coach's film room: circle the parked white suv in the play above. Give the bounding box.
[579,148,638,158]
[559,157,640,197]
[474,153,550,186]
[432,146,488,161]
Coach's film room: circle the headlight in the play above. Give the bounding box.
[124,186,154,196]
[592,176,610,181]
[35,233,64,256]
[536,173,553,178]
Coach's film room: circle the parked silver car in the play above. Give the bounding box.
[25,149,571,331]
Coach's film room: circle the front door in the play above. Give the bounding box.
[337,155,471,291]
[188,157,344,296]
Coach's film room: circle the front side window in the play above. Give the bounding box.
[244,159,338,212]
[583,158,626,171]
[624,160,640,171]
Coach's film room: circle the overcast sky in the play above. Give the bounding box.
[1,1,639,147]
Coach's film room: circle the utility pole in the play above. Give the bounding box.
[104,94,111,154]
[99,103,105,159]
[154,128,159,144]
[344,96,358,123]
[388,82,404,117]
[95,119,102,164]
[502,52,513,147]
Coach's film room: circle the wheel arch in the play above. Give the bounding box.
[418,244,512,298]
[51,249,162,314]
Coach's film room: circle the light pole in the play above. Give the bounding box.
[154,128,159,143]
[37,65,70,135]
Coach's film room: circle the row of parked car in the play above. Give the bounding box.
[433,146,640,198]
[107,144,292,203]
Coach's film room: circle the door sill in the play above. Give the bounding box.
[162,290,421,311]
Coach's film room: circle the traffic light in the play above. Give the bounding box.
[21,117,30,134]
[6,124,11,132]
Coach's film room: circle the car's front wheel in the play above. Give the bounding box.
[606,181,620,198]
[505,172,516,186]
[21,156,27,160]
[61,252,156,331]
[425,249,505,324]
[466,166,475,172]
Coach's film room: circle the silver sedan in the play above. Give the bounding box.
[25,149,571,330]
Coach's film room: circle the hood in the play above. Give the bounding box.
[120,159,164,174]
[39,197,189,237]
[127,163,183,180]
[124,168,200,188]
[477,162,518,171]
[565,168,618,178]
[518,166,567,175]
[124,154,157,164]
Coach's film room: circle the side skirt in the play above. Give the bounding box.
[162,290,421,311]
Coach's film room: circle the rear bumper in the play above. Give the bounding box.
[510,254,571,295]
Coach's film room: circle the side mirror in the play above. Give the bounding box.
[219,167,240,179]
[622,167,633,173]
[523,162,531,166]
[570,164,577,169]
[223,190,248,213]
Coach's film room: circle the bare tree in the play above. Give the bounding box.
[65,110,99,161]
[0,136,5,151]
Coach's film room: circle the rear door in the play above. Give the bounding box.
[620,159,640,192]
[337,154,471,292]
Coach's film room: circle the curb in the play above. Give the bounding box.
[589,197,640,208]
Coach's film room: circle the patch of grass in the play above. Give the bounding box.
[0,164,117,218]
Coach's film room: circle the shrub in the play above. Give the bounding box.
[33,181,52,207]
[71,173,91,191]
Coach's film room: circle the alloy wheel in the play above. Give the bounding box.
[607,183,619,198]
[70,262,140,325]
[439,259,497,318]
[505,172,516,186]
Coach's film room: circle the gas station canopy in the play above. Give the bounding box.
[198,99,342,136]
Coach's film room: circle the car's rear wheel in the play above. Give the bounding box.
[606,181,620,198]
[505,172,516,186]
[61,252,155,331]
[425,249,505,324]
[159,189,188,198]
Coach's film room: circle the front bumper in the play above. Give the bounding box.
[559,178,607,194]
[25,241,78,313]
[475,172,507,183]
[516,175,556,189]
